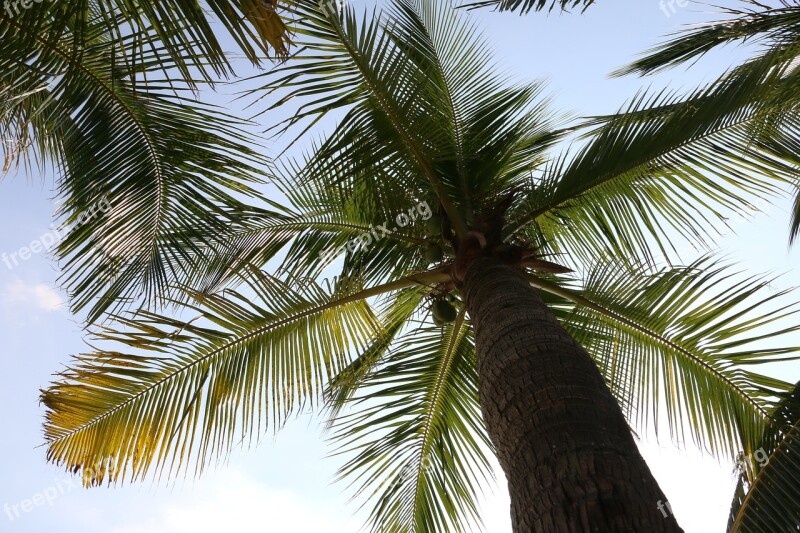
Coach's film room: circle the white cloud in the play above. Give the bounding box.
[1,279,63,311]
[110,470,361,533]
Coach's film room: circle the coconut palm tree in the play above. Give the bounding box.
[615,0,800,243]
[33,0,800,531]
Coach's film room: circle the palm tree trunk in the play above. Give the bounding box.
[462,256,683,532]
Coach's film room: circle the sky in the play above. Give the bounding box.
[1,1,799,532]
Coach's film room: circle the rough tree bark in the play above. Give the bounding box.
[462,256,684,532]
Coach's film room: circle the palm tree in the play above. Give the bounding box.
[22,0,800,531]
[615,0,800,243]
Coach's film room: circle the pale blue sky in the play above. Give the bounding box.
[1,1,799,532]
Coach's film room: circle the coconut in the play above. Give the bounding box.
[424,243,444,263]
[426,215,442,235]
[431,299,457,323]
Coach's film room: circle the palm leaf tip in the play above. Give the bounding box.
[465,0,594,14]
[791,182,800,243]
[241,0,293,59]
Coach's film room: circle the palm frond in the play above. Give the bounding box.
[511,77,798,266]
[728,381,800,532]
[41,270,384,484]
[614,1,800,242]
[254,0,561,236]
[330,311,494,533]
[255,0,468,232]
[384,0,563,219]
[1,0,290,86]
[465,0,595,15]
[326,287,426,421]
[1,10,270,322]
[529,258,800,460]
[618,3,800,77]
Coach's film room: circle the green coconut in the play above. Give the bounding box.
[426,215,442,235]
[431,299,457,323]
[424,243,444,263]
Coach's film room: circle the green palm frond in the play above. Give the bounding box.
[466,0,594,15]
[619,3,800,77]
[383,0,563,208]
[330,310,493,533]
[255,0,461,229]
[511,78,798,266]
[276,151,433,286]
[185,173,432,294]
[728,381,800,532]
[254,0,563,236]
[1,7,271,322]
[326,287,427,419]
[1,0,290,85]
[529,258,800,459]
[41,270,384,484]
[614,1,800,242]
[730,422,800,531]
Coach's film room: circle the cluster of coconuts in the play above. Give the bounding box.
[424,212,458,325]
[424,214,445,264]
